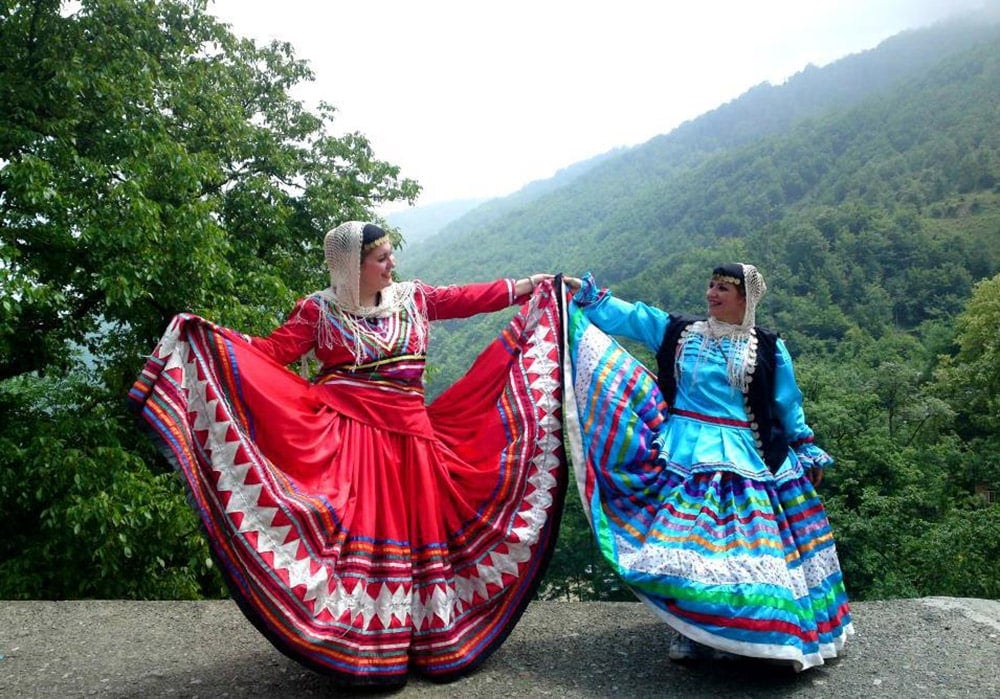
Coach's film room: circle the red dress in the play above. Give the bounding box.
[129,279,566,686]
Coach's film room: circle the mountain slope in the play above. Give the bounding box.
[406,14,1000,286]
[385,199,487,247]
[401,14,1000,397]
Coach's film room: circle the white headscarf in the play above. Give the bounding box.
[313,221,426,363]
[738,263,767,329]
[691,263,768,393]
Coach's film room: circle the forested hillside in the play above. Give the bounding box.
[406,15,1000,286]
[409,17,1000,389]
[382,149,620,246]
[2,3,997,604]
[384,199,486,247]
[406,16,1000,602]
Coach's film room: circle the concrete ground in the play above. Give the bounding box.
[1,597,998,698]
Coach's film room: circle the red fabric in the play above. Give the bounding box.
[251,279,520,367]
[128,280,565,687]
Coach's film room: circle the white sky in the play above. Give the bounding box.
[208,0,992,213]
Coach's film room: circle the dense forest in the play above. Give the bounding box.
[409,15,1000,601]
[2,1,998,604]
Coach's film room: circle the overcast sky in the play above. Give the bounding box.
[208,0,993,212]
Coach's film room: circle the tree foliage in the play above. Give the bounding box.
[1,3,998,602]
[1,0,417,387]
[1,0,417,599]
[0,372,223,599]
[406,21,1000,602]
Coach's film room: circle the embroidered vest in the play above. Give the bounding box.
[654,314,785,472]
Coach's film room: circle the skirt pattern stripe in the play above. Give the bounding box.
[128,286,567,685]
[561,291,853,670]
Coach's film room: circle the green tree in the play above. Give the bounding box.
[0,0,417,599]
[932,273,1000,489]
[1,0,417,387]
[0,373,223,599]
[934,274,1000,430]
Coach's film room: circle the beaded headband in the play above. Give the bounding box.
[711,263,745,287]
[360,223,390,254]
[712,274,742,286]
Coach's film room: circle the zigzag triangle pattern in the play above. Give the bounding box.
[128,286,567,686]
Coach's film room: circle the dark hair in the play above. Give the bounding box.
[712,263,743,282]
[360,224,391,260]
[712,263,746,296]
[362,223,387,247]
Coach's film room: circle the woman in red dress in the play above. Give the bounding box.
[129,221,567,687]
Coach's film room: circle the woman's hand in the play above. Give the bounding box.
[515,273,554,296]
[562,276,582,292]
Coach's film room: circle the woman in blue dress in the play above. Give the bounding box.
[561,264,853,670]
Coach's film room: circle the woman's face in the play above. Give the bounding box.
[706,277,746,324]
[359,241,395,297]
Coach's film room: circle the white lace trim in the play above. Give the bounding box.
[615,533,807,597]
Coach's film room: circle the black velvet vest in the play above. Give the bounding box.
[654,314,785,472]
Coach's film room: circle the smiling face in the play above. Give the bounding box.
[358,241,395,303]
[706,277,747,324]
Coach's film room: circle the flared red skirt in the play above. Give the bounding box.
[128,285,567,686]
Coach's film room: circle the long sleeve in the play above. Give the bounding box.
[572,272,670,353]
[249,297,320,366]
[773,339,834,469]
[421,279,522,321]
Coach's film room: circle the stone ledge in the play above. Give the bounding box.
[2,598,998,697]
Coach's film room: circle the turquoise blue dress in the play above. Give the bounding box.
[563,274,853,670]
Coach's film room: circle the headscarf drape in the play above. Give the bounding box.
[691,263,768,393]
[312,221,427,364]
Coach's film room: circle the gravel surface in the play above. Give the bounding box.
[1,597,998,698]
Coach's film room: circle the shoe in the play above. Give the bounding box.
[668,634,709,661]
[669,634,742,662]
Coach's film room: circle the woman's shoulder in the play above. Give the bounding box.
[755,328,794,366]
[754,323,779,339]
[670,313,704,325]
[389,280,420,301]
[288,292,334,323]
[299,291,329,311]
